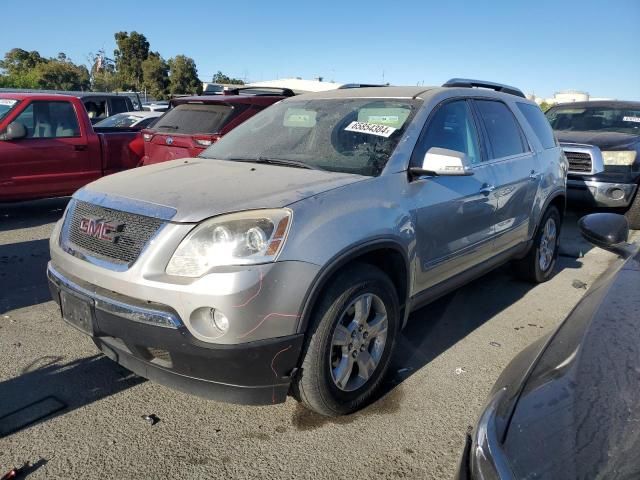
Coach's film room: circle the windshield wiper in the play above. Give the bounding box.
[222,156,322,170]
[157,125,179,130]
[255,157,322,170]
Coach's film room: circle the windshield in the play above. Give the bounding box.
[151,103,234,134]
[200,98,420,176]
[546,105,640,134]
[94,113,144,128]
[0,98,19,122]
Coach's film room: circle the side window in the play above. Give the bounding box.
[110,97,129,115]
[475,100,527,159]
[517,103,556,149]
[412,100,482,166]
[84,99,107,120]
[13,101,79,138]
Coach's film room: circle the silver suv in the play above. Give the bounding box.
[47,80,567,416]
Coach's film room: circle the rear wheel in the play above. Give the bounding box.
[293,263,399,416]
[624,189,640,230]
[513,206,561,283]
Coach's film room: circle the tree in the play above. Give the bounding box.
[142,52,169,99]
[90,49,118,92]
[0,48,47,76]
[168,55,201,95]
[113,31,150,90]
[212,71,244,85]
[35,61,90,90]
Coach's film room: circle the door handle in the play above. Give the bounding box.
[480,184,496,195]
[73,144,88,151]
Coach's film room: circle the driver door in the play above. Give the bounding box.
[407,99,499,294]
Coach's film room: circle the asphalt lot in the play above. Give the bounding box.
[0,198,636,479]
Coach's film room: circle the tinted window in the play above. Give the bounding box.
[110,97,129,115]
[413,100,481,165]
[84,99,107,120]
[152,103,235,134]
[517,103,556,149]
[475,100,526,159]
[14,101,79,138]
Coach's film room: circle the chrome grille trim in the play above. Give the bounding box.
[60,199,166,271]
[560,143,605,176]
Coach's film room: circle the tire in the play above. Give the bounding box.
[513,206,561,283]
[625,189,640,230]
[293,263,399,416]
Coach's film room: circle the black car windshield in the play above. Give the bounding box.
[200,98,421,176]
[0,98,19,122]
[546,105,640,134]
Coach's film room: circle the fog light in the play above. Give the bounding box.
[190,307,230,339]
[608,188,625,201]
[210,308,229,334]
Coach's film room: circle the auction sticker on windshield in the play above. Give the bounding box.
[0,99,17,106]
[623,116,640,123]
[344,121,396,137]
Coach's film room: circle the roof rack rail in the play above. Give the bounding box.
[223,86,295,97]
[442,78,525,98]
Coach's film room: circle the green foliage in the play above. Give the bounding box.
[113,31,150,90]
[212,71,244,85]
[168,55,202,95]
[1,32,243,97]
[142,52,169,99]
[539,101,553,112]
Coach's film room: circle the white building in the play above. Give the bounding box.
[527,90,615,106]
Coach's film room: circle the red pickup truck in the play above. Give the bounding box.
[0,93,143,202]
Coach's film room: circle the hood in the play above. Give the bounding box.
[556,130,640,150]
[81,158,367,222]
[501,249,640,478]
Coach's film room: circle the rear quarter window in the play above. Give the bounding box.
[517,103,556,149]
[152,103,236,134]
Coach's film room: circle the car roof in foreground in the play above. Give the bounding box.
[172,94,286,105]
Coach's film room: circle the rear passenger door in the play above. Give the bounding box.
[472,99,539,252]
[409,99,499,293]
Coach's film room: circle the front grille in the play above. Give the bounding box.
[565,151,593,173]
[61,200,165,267]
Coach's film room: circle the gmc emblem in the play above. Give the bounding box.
[78,217,123,242]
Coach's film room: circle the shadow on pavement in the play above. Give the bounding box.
[0,354,144,438]
[0,197,69,233]
[0,239,51,314]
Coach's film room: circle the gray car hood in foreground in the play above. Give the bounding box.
[81,158,367,222]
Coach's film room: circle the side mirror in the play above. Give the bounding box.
[0,122,27,141]
[410,147,473,177]
[578,213,629,251]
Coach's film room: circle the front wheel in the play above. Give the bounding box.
[293,263,399,416]
[513,206,561,283]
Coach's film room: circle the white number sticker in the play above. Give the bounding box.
[623,116,640,123]
[0,99,17,106]
[344,121,396,138]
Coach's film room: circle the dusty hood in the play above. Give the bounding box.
[78,158,367,222]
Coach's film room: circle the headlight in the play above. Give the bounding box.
[166,209,292,277]
[602,150,637,166]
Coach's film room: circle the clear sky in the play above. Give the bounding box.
[1,0,638,100]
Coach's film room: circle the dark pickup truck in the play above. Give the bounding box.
[0,93,143,202]
[546,101,640,228]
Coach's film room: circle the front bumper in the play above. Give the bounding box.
[567,178,637,208]
[47,263,304,405]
